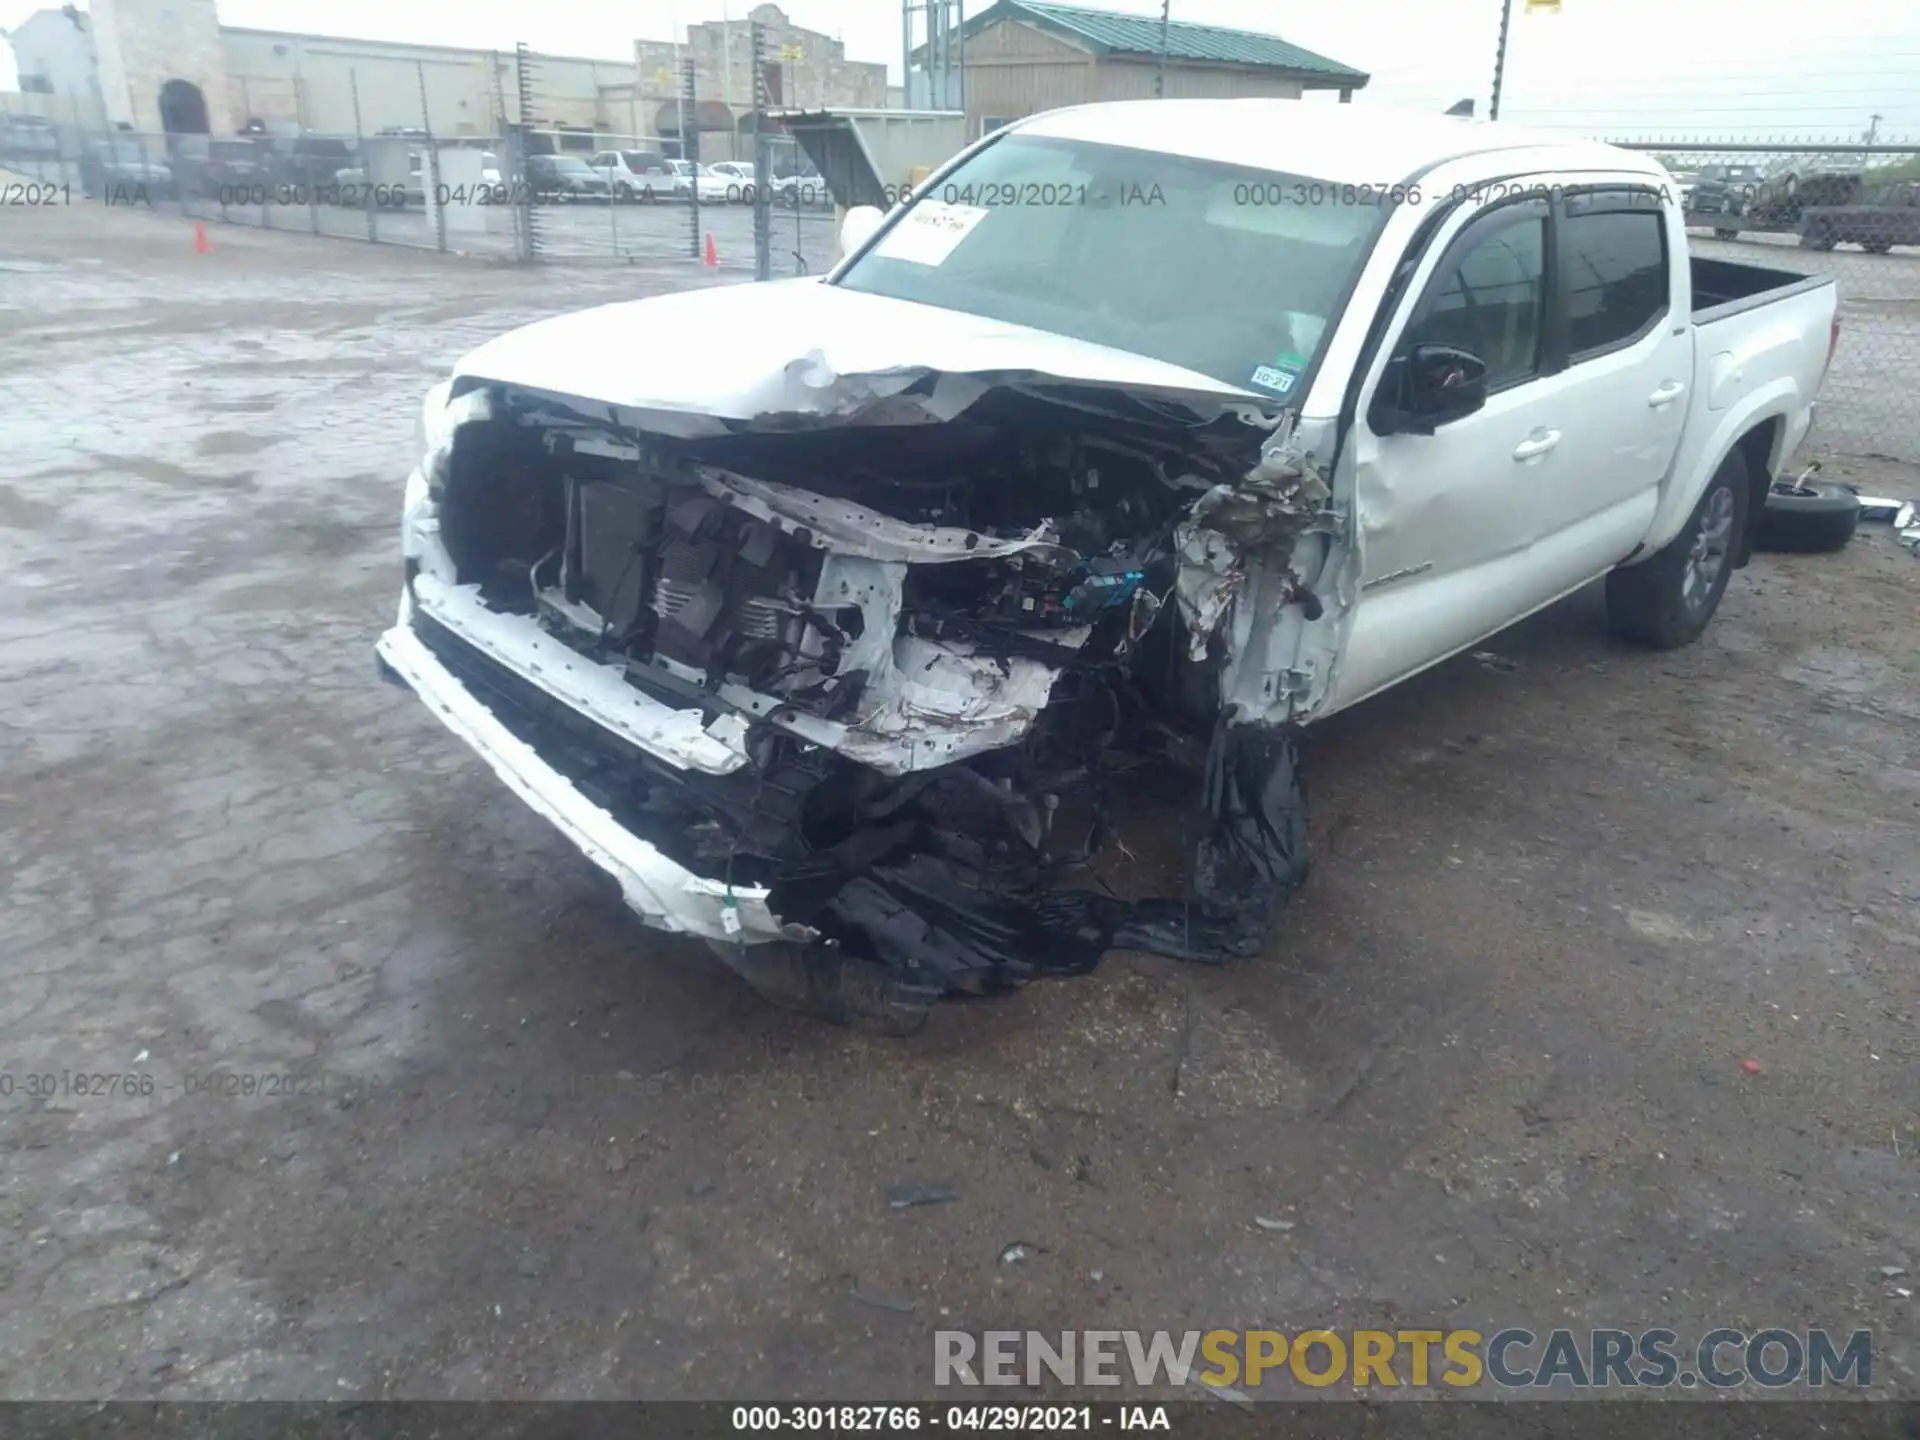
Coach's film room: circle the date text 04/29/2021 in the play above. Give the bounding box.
[729,1407,1164,1431]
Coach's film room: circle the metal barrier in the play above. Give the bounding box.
[1616,139,1920,464]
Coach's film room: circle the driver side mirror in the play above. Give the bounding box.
[1373,343,1489,436]
[839,204,884,258]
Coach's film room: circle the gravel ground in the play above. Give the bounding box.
[1,201,1916,1404]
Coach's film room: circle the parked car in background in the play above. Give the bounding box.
[587,148,673,200]
[330,151,423,207]
[707,160,762,201]
[770,155,831,208]
[1686,162,1765,237]
[0,113,62,165]
[1799,179,1920,253]
[267,135,356,191]
[77,140,175,199]
[378,104,1839,1025]
[667,158,732,204]
[207,138,268,195]
[528,153,612,202]
[1702,161,1868,241]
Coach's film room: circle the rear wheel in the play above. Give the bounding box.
[1712,226,1740,240]
[1863,240,1895,255]
[1606,449,1749,649]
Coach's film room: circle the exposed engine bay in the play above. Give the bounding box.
[393,367,1345,1020]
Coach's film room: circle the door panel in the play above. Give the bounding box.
[1335,197,1562,711]
[1532,188,1690,570]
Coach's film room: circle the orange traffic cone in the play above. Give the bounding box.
[192,221,212,254]
[704,232,718,267]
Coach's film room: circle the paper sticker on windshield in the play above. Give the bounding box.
[873,201,989,266]
[1248,365,1296,395]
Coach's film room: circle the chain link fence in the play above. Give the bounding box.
[11,102,1915,464]
[501,30,836,273]
[0,114,529,260]
[1615,139,1920,465]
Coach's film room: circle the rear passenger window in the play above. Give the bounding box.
[1406,214,1546,389]
[1561,206,1667,356]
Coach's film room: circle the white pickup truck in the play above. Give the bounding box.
[376,102,1838,1026]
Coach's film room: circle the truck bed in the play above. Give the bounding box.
[1692,256,1831,325]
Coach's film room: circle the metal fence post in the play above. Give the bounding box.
[417,62,446,253]
[350,68,377,244]
[750,21,772,280]
[515,43,541,262]
[683,58,701,261]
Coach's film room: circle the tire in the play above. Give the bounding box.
[615,181,633,202]
[1801,231,1837,251]
[1713,226,1740,240]
[1753,480,1860,553]
[706,940,932,1036]
[1862,240,1894,255]
[1607,449,1750,649]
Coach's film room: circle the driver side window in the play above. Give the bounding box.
[1404,212,1547,390]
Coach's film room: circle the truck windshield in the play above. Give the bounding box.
[835,134,1393,395]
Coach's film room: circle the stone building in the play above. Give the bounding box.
[4,0,885,144]
[629,4,888,145]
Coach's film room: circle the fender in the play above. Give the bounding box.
[1630,377,1803,562]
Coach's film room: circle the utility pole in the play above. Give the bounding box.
[1488,0,1514,120]
[1155,0,1171,98]
[1866,113,1883,144]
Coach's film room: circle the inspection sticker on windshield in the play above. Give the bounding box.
[874,201,989,266]
[1248,365,1297,395]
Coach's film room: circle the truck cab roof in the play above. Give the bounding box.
[1014,100,1667,188]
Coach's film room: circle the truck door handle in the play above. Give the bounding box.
[1512,430,1562,462]
[1648,381,1686,408]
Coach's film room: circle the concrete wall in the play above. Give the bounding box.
[216,31,635,135]
[92,0,232,132]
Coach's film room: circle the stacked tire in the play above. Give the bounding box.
[1755,480,1861,553]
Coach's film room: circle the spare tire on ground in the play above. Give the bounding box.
[1755,479,1861,553]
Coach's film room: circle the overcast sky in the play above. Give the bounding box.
[4,0,1917,140]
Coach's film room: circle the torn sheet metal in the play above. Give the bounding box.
[1169,414,1340,723]
[1854,495,1909,523]
[695,466,1067,565]
[398,317,1341,1009]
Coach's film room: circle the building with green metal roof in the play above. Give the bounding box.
[927,0,1369,137]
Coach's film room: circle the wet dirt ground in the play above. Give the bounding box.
[1,202,1917,1403]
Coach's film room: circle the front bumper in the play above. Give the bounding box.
[375,592,810,949]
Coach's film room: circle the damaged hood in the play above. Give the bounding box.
[452,278,1266,430]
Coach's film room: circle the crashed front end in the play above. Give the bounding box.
[377,356,1347,1008]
